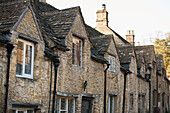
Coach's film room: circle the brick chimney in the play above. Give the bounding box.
[126,30,135,44]
[96,4,108,27]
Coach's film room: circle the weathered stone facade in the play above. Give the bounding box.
[0,1,169,113]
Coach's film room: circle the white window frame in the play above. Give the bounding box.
[12,109,34,113]
[108,56,116,72]
[16,39,34,79]
[72,37,82,67]
[108,95,116,113]
[56,97,75,113]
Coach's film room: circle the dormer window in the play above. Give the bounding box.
[72,37,82,66]
[108,56,116,72]
[16,39,34,79]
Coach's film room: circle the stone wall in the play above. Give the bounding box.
[0,44,8,112]
[0,8,51,112]
[56,14,106,113]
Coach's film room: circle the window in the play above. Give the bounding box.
[108,56,116,72]
[55,97,75,113]
[153,90,157,107]
[129,94,133,111]
[12,110,34,113]
[16,39,34,79]
[132,57,135,73]
[108,95,117,113]
[138,95,145,113]
[72,37,82,66]
[81,97,93,113]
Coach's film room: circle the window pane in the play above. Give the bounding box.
[79,40,82,66]
[55,97,60,113]
[61,98,66,110]
[76,40,80,66]
[110,96,113,113]
[61,112,66,113]
[68,99,74,113]
[130,94,133,110]
[16,41,24,75]
[72,38,82,66]
[18,111,24,113]
[27,110,34,113]
[72,43,76,65]
[12,110,16,113]
[25,44,32,74]
[113,58,115,72]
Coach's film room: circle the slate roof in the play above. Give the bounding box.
[0,0,69,51]
[0,0,29,32]
[85,24,111,64]
[0,34,11,42]
[136,52,144,68]
[90,35,112,54]
[135,45,155,63]
[107,27,130,46]
[40,7,79,39]
[85,24,112,53]
[117,45,134,64]
[155,54,164,71]
[86,24,104,37]
[91,48,108,64]
[34,1,59,13]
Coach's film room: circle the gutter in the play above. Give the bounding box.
[104,64,110,113]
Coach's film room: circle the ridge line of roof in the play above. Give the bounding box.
[107,26,130,44]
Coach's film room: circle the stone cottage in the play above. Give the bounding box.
[94,4,170,113]
[0,0,109,113]
[0,0,169,113]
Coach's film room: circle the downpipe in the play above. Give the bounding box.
[104,64,110,113]
[4,44,14,113]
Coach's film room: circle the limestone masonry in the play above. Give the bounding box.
[0,0,169,113]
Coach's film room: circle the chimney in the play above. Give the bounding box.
[96,4,108,27]
[126,30,135,44]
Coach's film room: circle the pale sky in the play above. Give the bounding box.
[46,0,170,45]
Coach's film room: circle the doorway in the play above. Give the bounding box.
[81,97,93,113]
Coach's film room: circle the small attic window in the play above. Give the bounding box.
[72,37,82,66]
[108,56,116,72]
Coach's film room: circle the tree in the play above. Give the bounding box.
[154,33,170,75]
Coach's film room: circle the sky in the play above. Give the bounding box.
[46,0,170,45]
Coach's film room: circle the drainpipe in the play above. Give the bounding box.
[156,71,158,108]
[48,60,53,113]
[149,80,151,113]
[104,64,110,113]
[52,60,60,113]
[4,44,14,113]
[122,72,128,113]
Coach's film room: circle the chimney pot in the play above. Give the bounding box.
[102,4,106,9]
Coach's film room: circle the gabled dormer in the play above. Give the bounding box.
[117,45,137,73]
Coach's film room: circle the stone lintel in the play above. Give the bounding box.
[108,92,119,96]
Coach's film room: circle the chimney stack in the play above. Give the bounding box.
[96,4,108,27]
[126,30,135,45]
